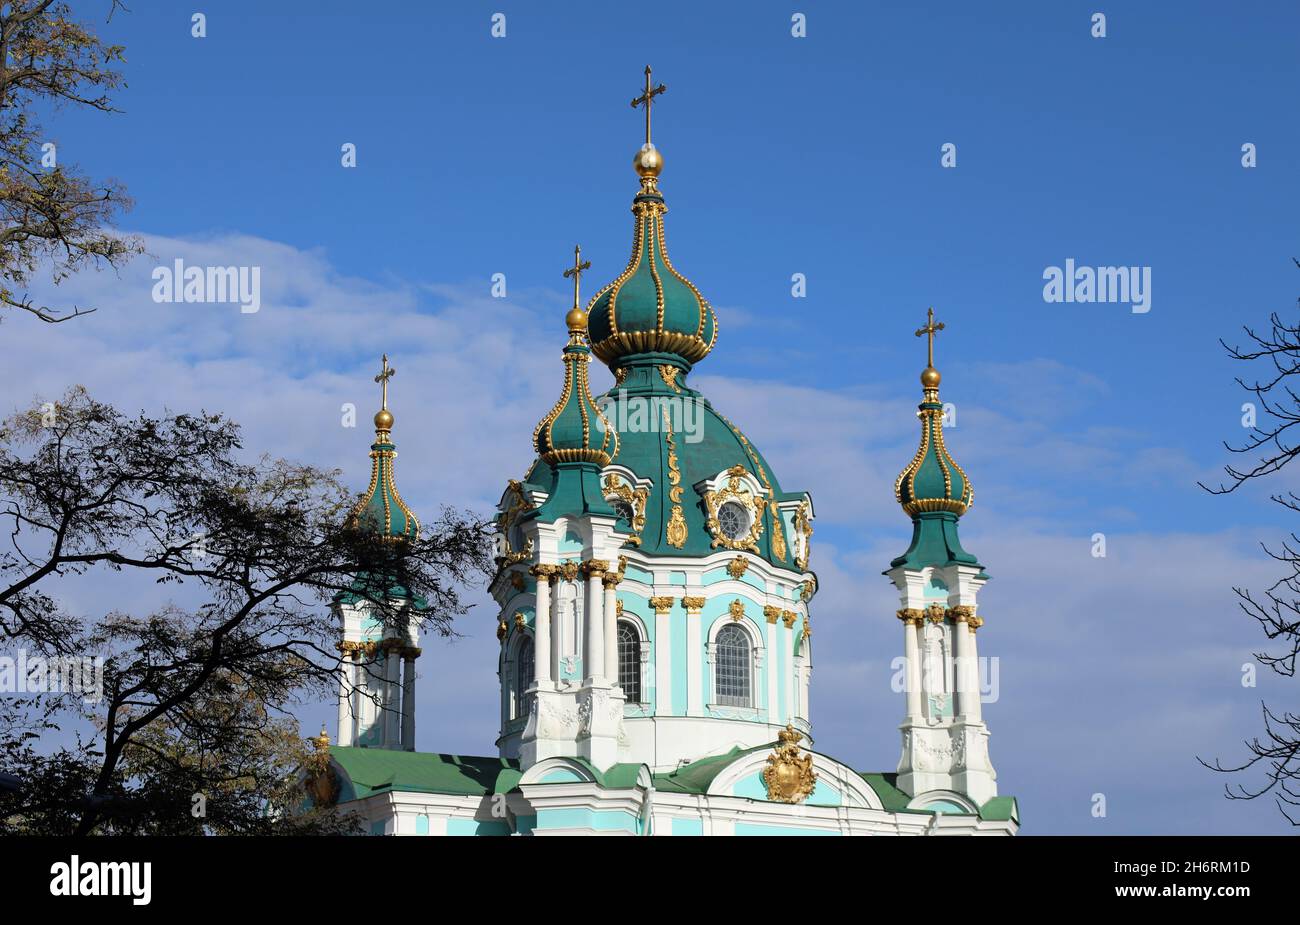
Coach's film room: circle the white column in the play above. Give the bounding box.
[401,652,416,749]
[337,649,355,746]
[384,642,401,748]
[764,608,779,719]
[683,597,704,714]
[651,597,673,713]
[902,613,923,721]
[583,566,605,685]
[961,616,983,723]
[533,569,553,687]
[603,576,619,687]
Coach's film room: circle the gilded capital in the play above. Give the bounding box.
[968,614,985,631]
[649,596,675,615]
[896,608,925,626]
[948,605,976,623]
[528,563,558,582]
[763,605,781,625]
[781,609,797,629]
[582,558,609,577]
[602,570,623,589]
[681,595,707,614]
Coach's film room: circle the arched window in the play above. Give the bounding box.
[714,624,751,707]
[617,620,641,703]
[514,637,534,718]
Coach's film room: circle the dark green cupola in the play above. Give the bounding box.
[585,75,717,376]
[891,310,980,571]
[346,354,420,542]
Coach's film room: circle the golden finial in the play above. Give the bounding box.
[631,65,667,180]
[563,244,592,334]
[373,354,396,431]
[914,308,945,390]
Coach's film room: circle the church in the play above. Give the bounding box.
[306,69,1018,836]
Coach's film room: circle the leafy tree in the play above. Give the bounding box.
[0,388,494,834]
[1201,259,1300,824]
[0,1,143,323]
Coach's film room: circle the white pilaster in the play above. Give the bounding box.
[401,653,416,749]
[533,569,553,687]
[583,570,605,685]
[383,642,401,749]
[652,597,673,714]
[684,596,704,715]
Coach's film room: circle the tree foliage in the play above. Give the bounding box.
[1201,259,1300,824]
[0,1,143,323]
[0,388,494,834]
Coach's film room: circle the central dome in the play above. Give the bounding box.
[585,181,718,371]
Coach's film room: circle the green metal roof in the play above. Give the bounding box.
[330,747,520,800]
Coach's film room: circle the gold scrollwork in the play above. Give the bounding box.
[727,555,749,580]
[496,479,536,566]
[603,472,649,547]
[658,365,683,393]
[663,408,687,548]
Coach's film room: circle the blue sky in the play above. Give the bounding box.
[11,1,1300,833]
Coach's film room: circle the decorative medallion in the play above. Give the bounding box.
[728,599,746,622]
[702,467,765,554]
[726,555,749,580]
[761,724,817,804]
[496,620,508,641]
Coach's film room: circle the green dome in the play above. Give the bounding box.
[894,375,973,518]
[533,329,619,467]
[347,427,419,542]
[523,363,809,571]
[586,187,717,372]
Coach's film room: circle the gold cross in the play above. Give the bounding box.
[914,307,945,368]
[563,244,591,308]
[374,354,396,409]
[630,65,667,147]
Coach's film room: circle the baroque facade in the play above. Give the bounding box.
[308,70,1017,836]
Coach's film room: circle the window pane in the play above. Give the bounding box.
[617,621,641,703]
[515,638,534,718]
[715,624,751,707]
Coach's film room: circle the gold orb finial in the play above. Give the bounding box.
[374,408,394,431]
[634,143,664,178]
[920,366,941,389]
[566,305,589,333]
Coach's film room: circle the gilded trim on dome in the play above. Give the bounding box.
[346,436,420,541]
[894,406,973,517]
[533,341,618,468]
[588,195,717,368]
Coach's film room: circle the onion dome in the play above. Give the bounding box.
[585,69,717,373]
[346,355,420,541]
[894,310,973,517]
[532,246,619,467]
[890,311,980,573]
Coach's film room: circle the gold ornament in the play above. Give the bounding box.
[304,726,340,807]
[726,556,749,580]
[769,501,788,561]
[649,596,675,615]
[763,605,781,625]
[728,599,746,622]
[681,596,706,615]
[761,724,817,804]
[604,473,649,546]
[663,408,688,548]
